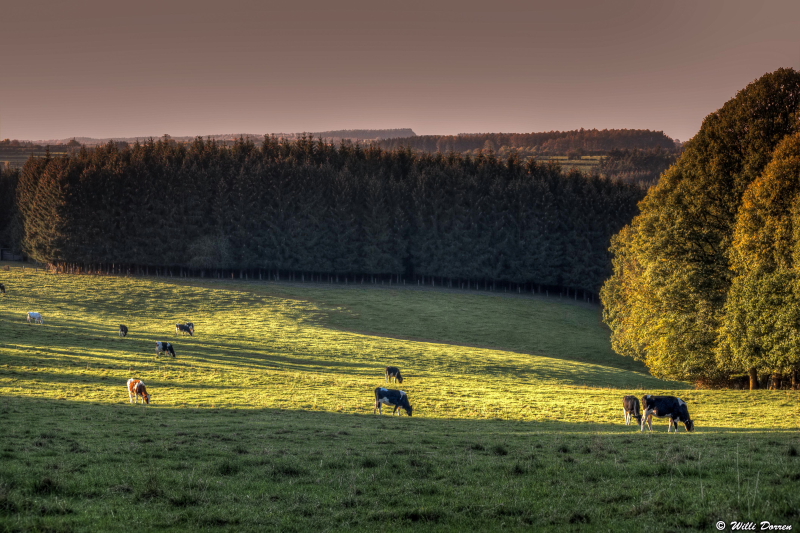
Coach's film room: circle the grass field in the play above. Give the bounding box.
[1,263,798,531]
[0,150,69,170]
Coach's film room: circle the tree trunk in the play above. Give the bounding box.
[749,368,759,390]
[770,372,782,390]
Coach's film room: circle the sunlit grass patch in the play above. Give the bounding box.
[0,263,797,430]
[1,263,799,531]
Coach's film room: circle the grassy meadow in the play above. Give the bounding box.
[0,263,798,531]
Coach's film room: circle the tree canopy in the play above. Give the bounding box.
[601,68,800,388]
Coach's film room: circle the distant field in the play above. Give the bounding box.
[0,263,798,531]
[482,152,603,174]
[533,154,603,174]
[0,150,68,169]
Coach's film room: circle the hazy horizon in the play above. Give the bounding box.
[2,0,798,143]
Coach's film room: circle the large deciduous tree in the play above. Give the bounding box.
[601,68,800,386]
[718,133,800,389]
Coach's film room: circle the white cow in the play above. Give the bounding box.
[27,312,44,324]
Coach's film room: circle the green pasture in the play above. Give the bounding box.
[534,155,603,174]
[1,263,798,531]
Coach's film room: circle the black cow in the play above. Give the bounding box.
[385,366,404,384]
[119,324,128,337]
[156,341,176,358]
[641,395,694,432]
[176,323,193,336]
[374,387,413,416]
[0,283,5,294]
[622,395,641,425]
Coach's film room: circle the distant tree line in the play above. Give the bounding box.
[0,139,80,153]
[597,148,679,187]
[378,129,677,155]
[601,68,800,389]
[11,137,643,298]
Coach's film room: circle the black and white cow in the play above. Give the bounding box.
[641,395,695,432]
[119,324,128,337]
[385,366,404,384]
[156,341,176,358]
[623,395,642,426]
[176,322,194,336]
[374,387,413,416]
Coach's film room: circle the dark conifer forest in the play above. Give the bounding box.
[0,166,22,252]
[6,137,644,298]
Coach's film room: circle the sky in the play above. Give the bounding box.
[1,0,799,143]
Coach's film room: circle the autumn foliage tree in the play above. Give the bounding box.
[717,133,800,389]
[601,68,800,388]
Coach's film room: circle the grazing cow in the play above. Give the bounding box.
[27,311,44,324]
[374,387,413,416]
[385,366,404,384]
[0,283,5,294]
[119,324,128,337]
[622,395,642,425]
[175,323,193,336]
[155,341,176,358]
[641,395,695,432]
[127,378,150,404]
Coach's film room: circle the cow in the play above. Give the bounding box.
[641,395,695,432]
[176,323,194,336]
[385,366,404,384]
[622,395,642,425]
[119,324,128,337]
[155,341,176,358]
[0,283,5,294]
[27,312,44,324]
[127,378,150,404]
[374,387,413,416]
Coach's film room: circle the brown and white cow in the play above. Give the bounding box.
[127,378,150,404]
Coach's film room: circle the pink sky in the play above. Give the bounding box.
[1,0,798,142]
